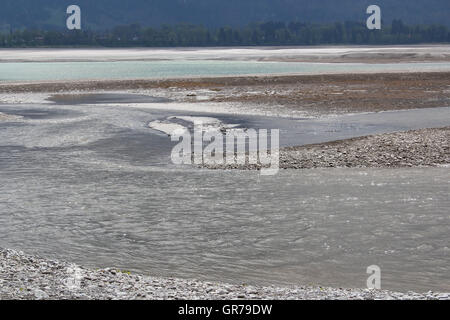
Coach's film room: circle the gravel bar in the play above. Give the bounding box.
[279,127,450,169]
[1,249,449,300]
[203,127,450,170]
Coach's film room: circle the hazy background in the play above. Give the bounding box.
[1,0,449,30]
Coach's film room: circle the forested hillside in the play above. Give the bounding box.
[0,0,449,31]
[1,20,449,47]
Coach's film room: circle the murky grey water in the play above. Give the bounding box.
[0,100,449,292]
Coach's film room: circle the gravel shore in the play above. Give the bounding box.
[202,127,450,170]
[279,127,450,169]
[1,249,448,300]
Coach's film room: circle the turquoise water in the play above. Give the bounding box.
[1,60,450,81]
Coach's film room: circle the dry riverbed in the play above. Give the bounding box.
[1,249,448,300]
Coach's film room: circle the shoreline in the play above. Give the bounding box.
[1,249,448,300]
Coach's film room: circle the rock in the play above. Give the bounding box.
[1,248,448,300]
[32,288,49,300]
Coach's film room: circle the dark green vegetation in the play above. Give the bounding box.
[1,20,449,47]
[0,0,449,30]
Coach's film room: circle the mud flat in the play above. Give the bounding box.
[202,72,450,116]
[1,249,448,300]
[1,72,449,118]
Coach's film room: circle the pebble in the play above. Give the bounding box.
[202,127,449,170]
[1,249,448,300]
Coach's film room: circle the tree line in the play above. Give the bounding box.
[1,20,449,47]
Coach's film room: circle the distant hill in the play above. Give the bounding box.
[1,0,450,31]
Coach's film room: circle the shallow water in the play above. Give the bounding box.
[1,60,450,82]
[0,100,449,292]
